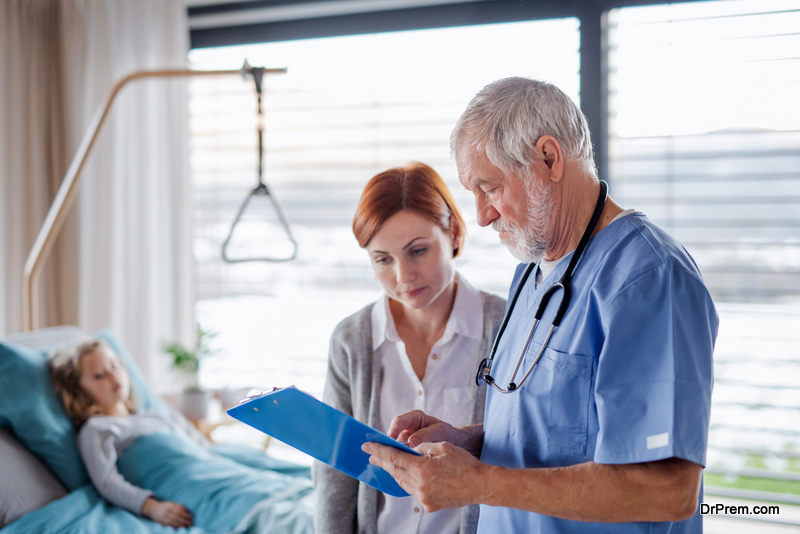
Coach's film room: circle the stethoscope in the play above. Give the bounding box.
[476,180,608,393]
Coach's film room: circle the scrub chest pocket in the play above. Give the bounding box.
[510,346,592,456]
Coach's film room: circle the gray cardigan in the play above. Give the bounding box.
[312,291,506,534]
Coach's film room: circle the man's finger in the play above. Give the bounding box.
[407,423,455,447]
[363,442,421,471]
[413,441,442,456]
[386,410,426,440]
[368,451,402,478]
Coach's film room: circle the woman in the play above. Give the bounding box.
[312,162,506,534]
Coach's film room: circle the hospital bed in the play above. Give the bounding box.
[0,326,314,533]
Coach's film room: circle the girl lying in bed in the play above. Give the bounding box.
[49,339,314,533]
[50,339,198,528]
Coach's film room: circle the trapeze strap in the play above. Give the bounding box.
[221,62,296,263]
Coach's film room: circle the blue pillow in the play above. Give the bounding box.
[0,329,169,491]
[0,341,87,490]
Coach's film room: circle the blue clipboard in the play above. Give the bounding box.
[227,387,419,497]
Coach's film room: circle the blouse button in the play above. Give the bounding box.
[431,353,439,360]
[414,507,420,513]
[417,390,423,396]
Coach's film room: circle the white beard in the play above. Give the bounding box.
[493,176,553,264]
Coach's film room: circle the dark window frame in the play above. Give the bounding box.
[189,0,707,183]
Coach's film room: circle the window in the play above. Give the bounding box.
[188,19,581,399]
[608,0,800,300]
[188,2,800,497]
[607,0,800,495]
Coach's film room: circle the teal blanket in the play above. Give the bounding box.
[1,485,206,534]
[3,436,314,534]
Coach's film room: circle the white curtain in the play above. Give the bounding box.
[0,0,195,392]
[0,0,69,337]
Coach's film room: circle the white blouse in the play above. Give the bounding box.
[372,273,484,534]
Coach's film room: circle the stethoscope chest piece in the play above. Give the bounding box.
[475,358,492,387]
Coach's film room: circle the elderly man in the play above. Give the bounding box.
[363,77,717,533]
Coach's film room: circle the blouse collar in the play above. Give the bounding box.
[371,273,484,350]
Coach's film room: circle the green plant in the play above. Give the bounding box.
[163,323,218,391]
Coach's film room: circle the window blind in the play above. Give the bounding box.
[607,0,800,301]
[188,19,580,301]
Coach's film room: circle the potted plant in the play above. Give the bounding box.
[163,323,218,421]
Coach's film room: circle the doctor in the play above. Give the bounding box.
[363,77,718,533]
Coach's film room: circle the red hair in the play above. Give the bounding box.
[353,162,466,257]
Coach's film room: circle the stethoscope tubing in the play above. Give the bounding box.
[476,180,609,393]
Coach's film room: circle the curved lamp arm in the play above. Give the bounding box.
[22,64,287,331]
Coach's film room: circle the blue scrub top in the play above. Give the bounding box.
[478,213,718,534]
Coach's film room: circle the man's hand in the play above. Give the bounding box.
[387,410,451,445]
[363,440,488,512]
[141,497,194,528]
[387,409,483,456]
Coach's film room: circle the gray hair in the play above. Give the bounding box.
[450,77,596,177]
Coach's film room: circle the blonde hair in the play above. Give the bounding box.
[49,339,136,428]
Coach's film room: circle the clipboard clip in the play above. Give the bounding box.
[240,387,282,404]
